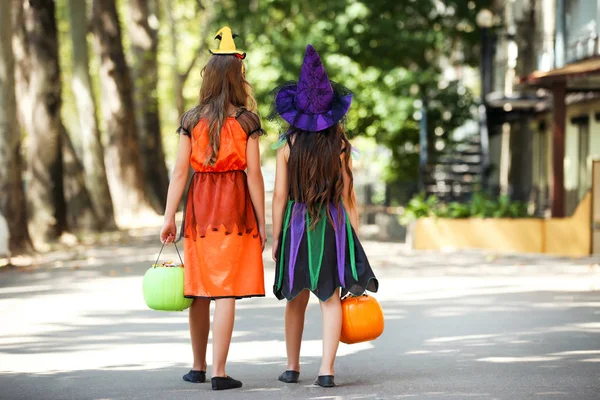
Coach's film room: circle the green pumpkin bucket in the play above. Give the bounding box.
[143,242,193,312]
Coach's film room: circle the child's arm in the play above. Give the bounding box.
[271,145,289,261]
[341,155,359,233]
[160,136,191,243]
[246,136,267,250]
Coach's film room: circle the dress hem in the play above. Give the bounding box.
[273,276,379,302]
[185,294,266,300]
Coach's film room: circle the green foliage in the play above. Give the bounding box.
[438,202,471,218]
[384,81,477,182]
[217,0,492,180]
[400,192,439,224]
[401,192,531,225]
[55,0,493,178]
[493,195,529,218]
[469,192,495,218]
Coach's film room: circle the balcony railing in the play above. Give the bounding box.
[566,20,599,63]
[565,0,599,63]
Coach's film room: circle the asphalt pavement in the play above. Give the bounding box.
[1,227,599,400]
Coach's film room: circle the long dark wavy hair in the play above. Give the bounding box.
[288,123,354,228]
[197,55,256,165]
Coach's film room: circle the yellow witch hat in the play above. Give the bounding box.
[209,26,246,59]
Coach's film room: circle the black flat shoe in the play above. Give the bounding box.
[314,375,335,388]
[211,376,243,390]
[182,370,206,383]
[278,370,300,383]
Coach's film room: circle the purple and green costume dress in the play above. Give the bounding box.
[271,44,378,301]
[273,182,378,302]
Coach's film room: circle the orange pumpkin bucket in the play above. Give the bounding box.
[340,294,384,344]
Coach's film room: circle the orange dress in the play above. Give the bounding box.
[178,108,265,299]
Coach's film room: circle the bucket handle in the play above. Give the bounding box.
[341,292,370,301]
[154,241,184,267]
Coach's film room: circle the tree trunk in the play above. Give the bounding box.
[68,0,116,230]
[61,126,101,231]
[166,0,214,117]
[0,0,34,255]
[14,0,68,242]
[91,0,151,225]
[128,0,169,213]
[165,0,184,117]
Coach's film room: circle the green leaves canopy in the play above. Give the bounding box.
[58,0,491,186]
[220,0,491,182]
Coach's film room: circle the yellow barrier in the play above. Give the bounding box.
[543,193,591,256]
[413,192,591,256]
[414,218,544,253]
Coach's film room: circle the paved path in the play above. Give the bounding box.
[1,227,600,400]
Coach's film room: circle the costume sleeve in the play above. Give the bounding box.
[236,109,267,138]
[176,106,201,137]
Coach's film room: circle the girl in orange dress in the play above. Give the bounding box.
[160,27,266,391]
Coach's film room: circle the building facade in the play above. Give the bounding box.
[485,0,600,220]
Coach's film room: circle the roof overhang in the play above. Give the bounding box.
[526,57,600,90]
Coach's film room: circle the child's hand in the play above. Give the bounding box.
[271,239,279,262]
[259,224,267,251]
[160,219,177,244]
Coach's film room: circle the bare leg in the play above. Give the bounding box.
[211,298,236,377]
[189,298,210,371]
[285,290,310,372]
[318,289,342,376]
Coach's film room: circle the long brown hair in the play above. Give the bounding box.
[198,55,256,165]
[288,124,354,228]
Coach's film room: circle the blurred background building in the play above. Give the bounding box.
[480,0,599,219]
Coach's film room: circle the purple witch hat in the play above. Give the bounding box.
[273,45,352,131]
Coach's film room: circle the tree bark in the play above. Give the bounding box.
[61,125,101,231]
[91,0,151,224]
[0,0,34,255]
[13,0,68,242]
[166,0,214,117]
[165,0,184,117]
[68,0,116,229]
[128,0,169,213]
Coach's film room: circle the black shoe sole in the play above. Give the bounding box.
[278,370,300,383]
[183,370,206,383]
[314,375,335,388]
[211,376,243,390]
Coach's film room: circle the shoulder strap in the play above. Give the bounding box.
[235,107,247,118]
[235,109,265,138]
[178,106,201,136]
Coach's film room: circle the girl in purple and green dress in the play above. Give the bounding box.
[270,44,378,388]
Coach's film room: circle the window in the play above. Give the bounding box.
[565,0,599,62]
[578,119,590,201]
[535,122,550,215]
[568,115,591,215]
